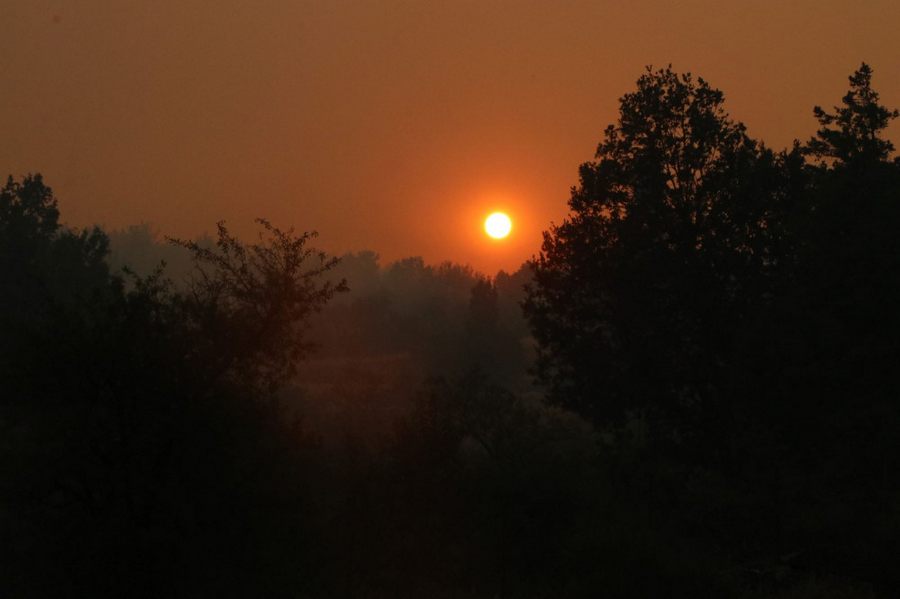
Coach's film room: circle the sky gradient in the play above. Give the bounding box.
[2,1,898,273]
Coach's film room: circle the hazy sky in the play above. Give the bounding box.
[2,1,899,273]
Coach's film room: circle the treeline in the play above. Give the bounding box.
[2,63,899,598]
[107,229,535,448]
[108,233,533,388]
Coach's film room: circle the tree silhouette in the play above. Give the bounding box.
[524,63,900,593]
[807,63,899,167]
[524,66,793,435]
[169,219,347,394]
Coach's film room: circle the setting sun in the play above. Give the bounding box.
[484,212,512,239]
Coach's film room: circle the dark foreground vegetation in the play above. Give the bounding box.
[2,64,899,597]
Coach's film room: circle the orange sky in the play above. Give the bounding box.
[2,1,899,274]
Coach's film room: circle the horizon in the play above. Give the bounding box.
[3,1,899,272]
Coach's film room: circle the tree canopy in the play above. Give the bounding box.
[525,63,900,590]
[525,66,796,427]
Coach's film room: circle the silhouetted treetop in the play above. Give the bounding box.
[807,62,899,166]
[0,174,60,241]
[572,66,754,220]
[0,174,109,317]
[526,66,790,423]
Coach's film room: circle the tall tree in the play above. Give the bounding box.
[806,63,899,167]
[524,66,794,436]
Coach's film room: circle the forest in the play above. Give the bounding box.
[2,64,899,597]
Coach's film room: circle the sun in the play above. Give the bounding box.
[484,212,512,239]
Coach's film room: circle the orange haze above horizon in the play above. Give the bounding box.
[2,1,899,274]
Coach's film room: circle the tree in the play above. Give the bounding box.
[169,219,347,394]
[0,174,111,398]
[524,66,792,433]
[806,63,899,167]
[0,174,110,310]
[524,64,900,591]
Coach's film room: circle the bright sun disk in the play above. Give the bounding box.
[484,212,512,239]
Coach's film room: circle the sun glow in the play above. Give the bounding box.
[484,212,512,239]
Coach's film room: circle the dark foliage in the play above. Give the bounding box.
[525,63,900,595]
[1,195,342,597]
